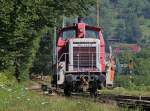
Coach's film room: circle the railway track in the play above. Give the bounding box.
[98,94,150,110]
[69,92,150,110]
[29,81,150,111]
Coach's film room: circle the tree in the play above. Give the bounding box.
[138,36,150,48]
[115,20,126,42]
[115,0,143,43]
[31,32,52,75]
[100,0,114,37]
[134,48,150,77]
[125,13,142,43]
[0,0,95,80]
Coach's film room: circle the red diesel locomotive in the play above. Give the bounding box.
[52,19,113,96]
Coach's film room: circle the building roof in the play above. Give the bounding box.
[112,43,141,54]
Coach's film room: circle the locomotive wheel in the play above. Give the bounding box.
[64,74,73,96]
[98,74,106,89]
[98,82,105,90]
[64,82,72,96]
[90,77,98,97]
[64,87,71,96]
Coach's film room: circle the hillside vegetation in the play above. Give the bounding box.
[0,0,149,86]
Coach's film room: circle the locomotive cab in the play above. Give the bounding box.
[54,21,107,95]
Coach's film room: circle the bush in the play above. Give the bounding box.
[115,74,150,91]
[115,75,135,88]
[0,70,16,86]
[116,48,150,90]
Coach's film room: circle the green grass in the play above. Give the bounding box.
[0,82,140,111]
[100,87,150,97]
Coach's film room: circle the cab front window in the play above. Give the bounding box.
[85,29,99,39]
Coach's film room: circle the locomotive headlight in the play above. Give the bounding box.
[60,64,64,67]
[59,63,64,68]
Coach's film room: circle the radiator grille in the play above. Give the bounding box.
[73,47,96,68]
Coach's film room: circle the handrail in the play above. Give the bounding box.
[58,53,69,63]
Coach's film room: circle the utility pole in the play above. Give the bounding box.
[62,14,65,27]
[97,0,100,27]
[53,19,56,65]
